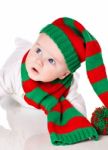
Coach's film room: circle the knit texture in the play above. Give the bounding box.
[40,17,108,108]
[21,50,98,145]
[91,106,108,135]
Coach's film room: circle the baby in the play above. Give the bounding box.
[0,17,108,150]
[0,22,86,150]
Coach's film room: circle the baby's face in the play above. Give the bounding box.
[25,33,70,82]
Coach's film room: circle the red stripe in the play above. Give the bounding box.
[22,50,30,63]
[48,116,92,134]
[23,79,56,93]
[99,92,108,108]
[104,118,108,122]
[74,20,101,58]
[22,79,39,92]
[23,79,69,100]
[86,41,101,57]
[24,95,39,108]
[24,95,48,114]
[63,87,70,97]
[51,99,73,113]
[51,85,69,99]
[87,65,107,84]
[40,82,67,99]
[74,20,85,32]
[53,18,85,62]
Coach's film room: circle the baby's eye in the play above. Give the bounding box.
[36,48,42,55]
[48,58,56,65]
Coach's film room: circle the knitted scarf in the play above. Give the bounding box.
[21,50,98,145]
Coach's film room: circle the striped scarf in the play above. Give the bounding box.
[21,50,98,145]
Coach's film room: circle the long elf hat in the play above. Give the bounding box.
[40,17,108,108]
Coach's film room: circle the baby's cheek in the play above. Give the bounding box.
[41,70,57,82]
[28,51,35,61]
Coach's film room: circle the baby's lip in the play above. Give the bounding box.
[32,67,39,73]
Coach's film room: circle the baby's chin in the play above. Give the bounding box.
[27,72,38,81]
[28,73,43,82]
[29,75,57,83]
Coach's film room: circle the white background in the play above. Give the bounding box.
[0,0,108,128]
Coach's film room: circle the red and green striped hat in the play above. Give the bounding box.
[40,17,108,108]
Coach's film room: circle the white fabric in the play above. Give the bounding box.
[0,38,87,150]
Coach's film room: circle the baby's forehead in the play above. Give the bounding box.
[34,33,66,64]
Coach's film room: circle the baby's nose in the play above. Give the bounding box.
[36,59,43,67]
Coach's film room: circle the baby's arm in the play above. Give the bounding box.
[0,69,12,110]
[66,72,87,117]
[0,38,32,108]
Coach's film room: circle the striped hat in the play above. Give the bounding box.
[40,17,108,108]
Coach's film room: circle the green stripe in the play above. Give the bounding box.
[82,29,95,42]
[86,53,103,71]
[63,17,96,43]
[48,107,83,125]
[42,95,58,111]
[26,87,47,101]
[63,17,83,38]
[21,63,29,81]
[51,73,73,89]
[59,74,73,88]
[50,127,98,145]
[59,96,66,102]
[26,87,58,111]
[92,78,108,95]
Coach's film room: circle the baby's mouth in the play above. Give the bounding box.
[32,67,38,73]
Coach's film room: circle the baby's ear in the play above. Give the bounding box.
[59,71,70,80]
